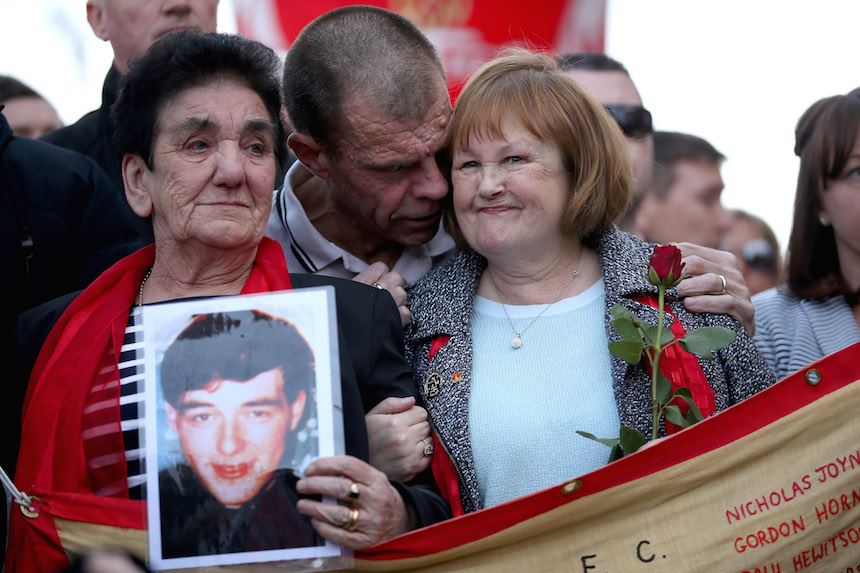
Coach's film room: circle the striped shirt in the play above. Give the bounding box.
[80,307,146,498]
[752,287,860,380]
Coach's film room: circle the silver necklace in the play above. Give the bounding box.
[490,254,583,349]
[138,267,152,308]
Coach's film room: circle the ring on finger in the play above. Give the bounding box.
[373,283,384,290]
[718,274,728,294]
[348,482,360,500]
[422,436,434,456]
[343,508,360,532]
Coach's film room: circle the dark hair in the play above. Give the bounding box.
[786,90,860,298]
[283,5,446,153]
[556,52,630,75]
[112,30,287,169]
[160,310,315,411]
[445,49,631,248]
[651,130,725,198]
[0,75,43,104]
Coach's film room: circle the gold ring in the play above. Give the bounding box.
[348,482,360,500]
[718,274,728,294]
[344,508,360,532]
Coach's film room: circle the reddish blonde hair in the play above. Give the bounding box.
[444,49,632,248]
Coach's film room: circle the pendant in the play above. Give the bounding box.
[511,334,522,349]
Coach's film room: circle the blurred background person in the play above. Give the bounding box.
[637,130,733,249]
[721,209,781,296]
[0,75,63,138]
[753,89,860,380]
[558,53,652,236]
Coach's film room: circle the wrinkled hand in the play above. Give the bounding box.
[673,242,755,335]
[366,396,432,482]
[296,456,412,549]
[353,262,410,327]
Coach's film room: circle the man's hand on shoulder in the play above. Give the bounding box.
[353,262,410,327]
[673,242,755,335]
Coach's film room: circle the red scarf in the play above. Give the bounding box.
[8,237,291,573]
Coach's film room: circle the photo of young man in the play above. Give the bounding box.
[156,310,324,559]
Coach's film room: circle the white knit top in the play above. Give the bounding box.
[468,279,619,508]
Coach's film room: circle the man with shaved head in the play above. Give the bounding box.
[266,5,455,294]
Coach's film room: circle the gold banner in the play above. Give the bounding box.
[353,359,860,572]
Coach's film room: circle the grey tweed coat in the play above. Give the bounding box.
[404,226,777,513]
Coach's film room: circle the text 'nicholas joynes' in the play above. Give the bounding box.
[725,449,860,525]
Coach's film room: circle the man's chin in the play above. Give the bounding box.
[394,223,442,247]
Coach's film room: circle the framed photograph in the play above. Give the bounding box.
[143,288,348,571]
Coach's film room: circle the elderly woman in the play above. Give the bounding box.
[405,51,775,514]
[8,31,447,572]
[753,89,860,379]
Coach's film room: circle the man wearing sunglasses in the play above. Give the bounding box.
[559,53,757,336]
[558,53,654,234]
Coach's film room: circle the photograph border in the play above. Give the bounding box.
[143,287,346,570]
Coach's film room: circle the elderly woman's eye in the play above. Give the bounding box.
[459,160,478,169]
[505,155,524,164]
[248,142,266,155]
[187,140,209,152]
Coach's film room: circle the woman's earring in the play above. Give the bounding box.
[819,214,831,227]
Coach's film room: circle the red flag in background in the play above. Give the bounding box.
[233,0,606,100]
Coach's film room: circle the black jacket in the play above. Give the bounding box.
[1,108,142,476]
[1,108,143,564]
[159,466,321,558]
[41,67,154,243]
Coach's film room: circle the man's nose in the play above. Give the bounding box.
[163,0,192,18]
[411,156,449,201]
[715,204,733,234]
[217,419,246,456]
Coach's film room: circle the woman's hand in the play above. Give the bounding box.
[673,242,755,335]
[353,262,411,327]
[296,456,413,549]
[365,396,432,482]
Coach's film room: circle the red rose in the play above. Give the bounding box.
[648,245,686,288]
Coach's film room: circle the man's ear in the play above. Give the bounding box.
[122,155,154,218]
[86,0,110,42]
[288,133,332,180]
[166,403,179,435]
[288,390,307,431]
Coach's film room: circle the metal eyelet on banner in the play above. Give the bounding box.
[19,496,39,519]
[804,368,822,386]
[560,479,582,495]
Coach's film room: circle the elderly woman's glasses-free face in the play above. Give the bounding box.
[604,105,654,139]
